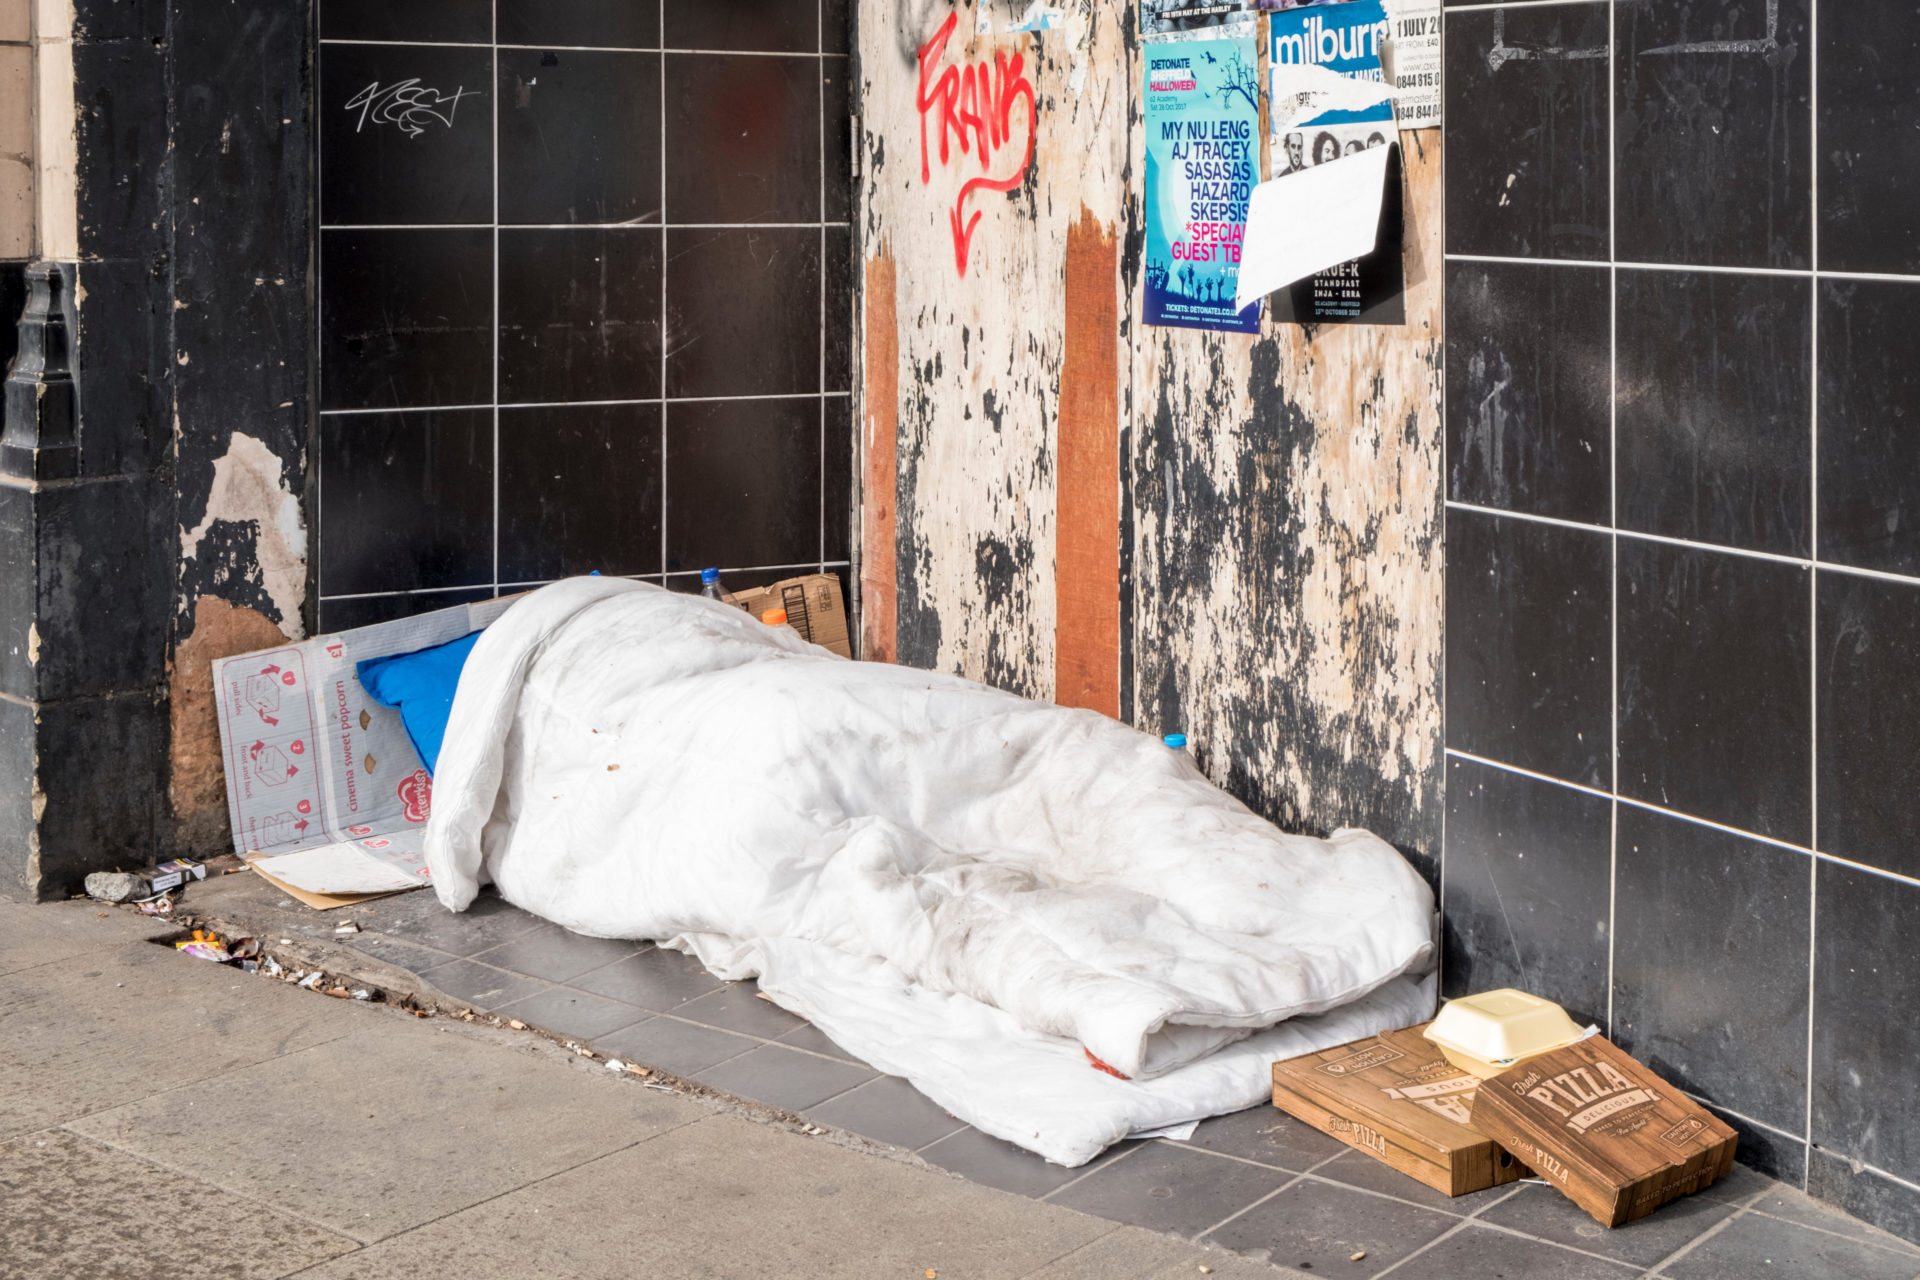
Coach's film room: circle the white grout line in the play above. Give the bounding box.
[1445,500,1920,589]
[490,3,501,600]
[319,38,849,59]
[321,222,851,231]
[1805,0,1823,1191]
[1445,251,1920,287]
[1606,0,1619,1036]
[1443,0,1602,12]
[1680,1089,1810,1145]
[817,0,827,574]
[659,14,670,579]
[319,392,852,417]
[1446,747,1920,894]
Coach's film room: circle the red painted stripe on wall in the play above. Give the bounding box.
[1054,209,1120,717]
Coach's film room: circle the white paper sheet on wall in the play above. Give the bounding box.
[1233,144,1392,310]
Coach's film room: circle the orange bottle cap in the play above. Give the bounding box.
[760,608,788,625]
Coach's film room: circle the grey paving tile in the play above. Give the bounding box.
[469,924,646,983]
[803,1075,966,1151]
[569,945,725,1011]
[1048,1141,1291,1238]
[593,1015,760,1076]
[494,986,649,1041]
[776,1019,866,1063]
[921,1127,1135,1200]
[1206,1177,1455,1277]
[1310,1146,1519,1215]
[693,1044,877,1112]
[1390,1222,1640,1279]
[380,890,548,956]
[1695,1160,1778,1204]
[1477,1182,1737,1268]
[1662,1208,1920,1280]
[1747,1183,1920,1256]
[341,933,457,976]
[0,1129,358,1279]
[415,958,551,1010]
[1187,1104,1348,1172]
[675,982,810,1039]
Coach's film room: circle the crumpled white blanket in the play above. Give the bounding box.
[426,577,1437,1164]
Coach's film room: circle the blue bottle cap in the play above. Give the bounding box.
[1163,733,1187,749]
[700,567,719,584]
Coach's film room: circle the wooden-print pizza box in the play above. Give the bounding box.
[1468,1035,1739,1227]
[1271,1023,1530,1196]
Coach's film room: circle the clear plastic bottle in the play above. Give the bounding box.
[700,567,725,601]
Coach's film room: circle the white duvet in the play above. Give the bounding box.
[426,577,1437,1165]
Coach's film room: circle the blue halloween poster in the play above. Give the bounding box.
[1142,27,1261,334]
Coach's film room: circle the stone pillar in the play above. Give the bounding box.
[0,260,170,899]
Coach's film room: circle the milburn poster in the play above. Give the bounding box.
[1143,25,1262,334]
[1267,0,1406,325]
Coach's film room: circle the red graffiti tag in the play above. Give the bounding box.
[916,12,1038,277]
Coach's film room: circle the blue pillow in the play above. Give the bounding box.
[356,631,481,776]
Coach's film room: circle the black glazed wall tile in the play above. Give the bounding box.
[663,0,817,53]
[1444,260,1610,524]
[497,228,662,404]
[1697,1099,1806,1184]
[1611,805,1810,1135]
[824,407,852,565]
[1445,508,1611,789]
[1817,572,1920,882]
[823,61,852,223]
[1442,3,1610,260]
[498,403,663,581]
[666,397,822,572]
[1818,3,1920,275]
[1616,268,1811,556]
[825,224,852,393]
[320,43,494,227]
[498,0,660,49]
[318,588,496,634]
[319,228,493,412]
[1614,0,1812,269]
[498,49,661,225]
[1812,861,1920,1187]
[1807,1151,1920,1249]
[320,0,490,43]
[1617,541,1810,843]
[1819,279,1920,578]
[73,256,169,479]
[665,53,821,225]
[318,409,494,595]
[822,0,849,55]
[1441,756,1613,1028]
[665,228,821,399]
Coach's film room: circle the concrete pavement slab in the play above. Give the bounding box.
[0,897,170,978]
[0,1128,359,1279]
[1020,1226,1310,1279]
[296,1112,1120,1280]
[0,937,350,1141]
[68,1022,709,1244]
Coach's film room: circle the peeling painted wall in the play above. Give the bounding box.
[858,0,1443,873]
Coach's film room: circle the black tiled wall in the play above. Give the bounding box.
[1444,0,1920,1243]
[315,0,851,629]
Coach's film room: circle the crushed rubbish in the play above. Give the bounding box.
[1350,1252,1367,1261]
[137,896,174,916]
[507,1020,527,1030]
[174,930,231,963]
[333,921,361,935]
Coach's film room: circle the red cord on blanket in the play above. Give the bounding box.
[1084,1048,1131,1080]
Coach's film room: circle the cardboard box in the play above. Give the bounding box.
[1468,1036,1738,1227]
[722,573,851,658]
[1271,1023,1531,1196]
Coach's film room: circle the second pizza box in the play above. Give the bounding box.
[1271,1023,1530,1196]
[1469,1035,1738,1227]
